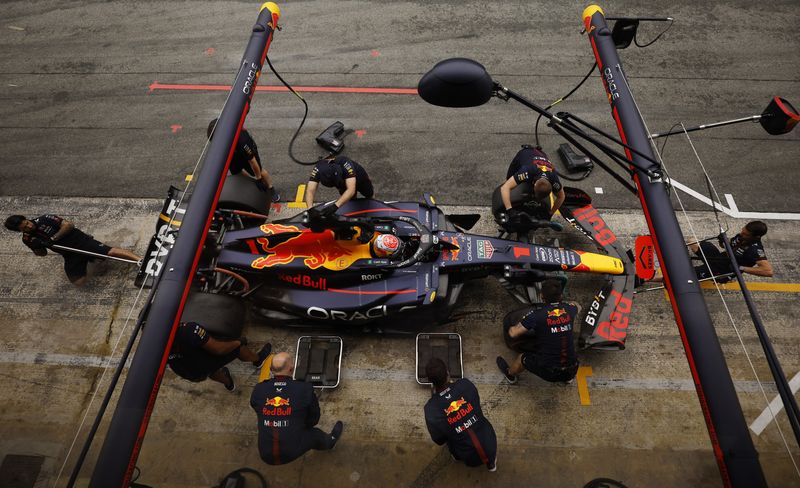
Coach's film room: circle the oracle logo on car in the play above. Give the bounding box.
[307,305,388,321]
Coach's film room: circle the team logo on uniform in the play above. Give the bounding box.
[265,396,290,407]
[444,398,467,415]
[476,240,494,259]
[547,308,567,318]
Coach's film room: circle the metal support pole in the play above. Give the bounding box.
[718,230,800,446]
[88,4,281,487]
[650,115,762,139]
[583,5,765,486]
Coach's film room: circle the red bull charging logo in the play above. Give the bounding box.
[444,397,474,425]
[265,396,290,407]
[262,395,292,416]
[442,236,461,261]
[251,223,353,270]
[444,398,467,415]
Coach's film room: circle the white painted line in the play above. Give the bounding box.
[668,177,800,221]
[668,178,732,213]
[0,350,781,394]
[724,194,738,214]
[749,370,800,435]
[594,187,604,194]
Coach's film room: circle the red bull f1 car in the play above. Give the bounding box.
[139,181,634,350]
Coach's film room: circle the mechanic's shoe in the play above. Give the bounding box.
[329,421,344,449]
[221,367,236,392]
[496,357,517,384]
[253,343,273,368]
[487,458,497,472]
[270,188,281,202]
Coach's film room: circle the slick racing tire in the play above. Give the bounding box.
[218,173,271,217]
[180,292,245,339]
[503,306,541,352]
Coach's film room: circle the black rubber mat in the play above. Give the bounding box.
[0,454,44,488]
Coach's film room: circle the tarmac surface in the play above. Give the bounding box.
[1,1,799,487]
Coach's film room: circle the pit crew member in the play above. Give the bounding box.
[304,155,374,216]
[4,214,141,287]
[167,321,271,392]
[207,118,280,202]
[424,357,497,471]
[250,351,343,465]
[496,279,580,384]
[690,220,773,281]
[500,146,565,217]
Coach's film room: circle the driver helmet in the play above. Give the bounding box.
[373,233,401,257]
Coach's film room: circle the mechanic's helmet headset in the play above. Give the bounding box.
[374,233,401,257]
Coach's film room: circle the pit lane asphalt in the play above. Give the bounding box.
[0,1,798,212]
[1,0,799,486]
[1,197,799,487]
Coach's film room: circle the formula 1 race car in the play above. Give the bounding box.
[137,176,634,350]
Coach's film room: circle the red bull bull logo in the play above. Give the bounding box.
[444,397,474,425]
[442,236,461,261]
[547,307,572,328]
[444,398,467,415]
[265,396,290,407]
[262,396,292,416]
[251,224,353,270]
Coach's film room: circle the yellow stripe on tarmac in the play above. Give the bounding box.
[699,281,800,292]
[287,184,308,209]
[577,365,593,406]
[258,354,274,383]
[185,174,193,182]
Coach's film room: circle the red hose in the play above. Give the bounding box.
[214,267,250,292]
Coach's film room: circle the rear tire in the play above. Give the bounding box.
[218,173,271,217]
[503,306,540,352]
[181,292,245,339]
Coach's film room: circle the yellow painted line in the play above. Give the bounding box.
[577,365,593,406]
[158,213,181,227]
[287,183,308,209]
[258,354,273,383]
[699,281,800,292]
[185,174,193,182]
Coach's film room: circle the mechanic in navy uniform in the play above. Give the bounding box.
[689,220,773,281]
[500,145,565,218]
[4,214,141,287]
[496,279,580,384]
[648,220,774,284]
[304,155,374,215]
[207,118,280,202]
[168,321,271,391]
[424,357,497,471]
[250,351,343,465]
